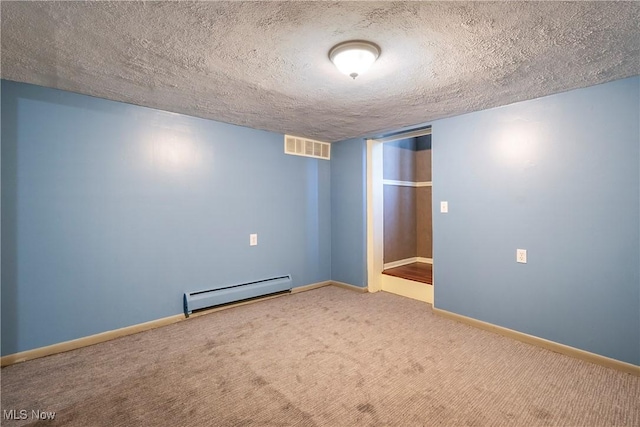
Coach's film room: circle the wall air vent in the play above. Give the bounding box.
[285,135,330,160]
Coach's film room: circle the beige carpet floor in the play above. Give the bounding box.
[1,286,638,426]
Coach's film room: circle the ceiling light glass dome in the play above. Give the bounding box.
[329,41,381,79]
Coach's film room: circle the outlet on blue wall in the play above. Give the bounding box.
[3,76,638,366]
[432,76,640,365]
[1,80,331,356]
[327,77,639,366]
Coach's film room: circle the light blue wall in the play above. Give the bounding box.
[3,77,638,365]
[330,138,367,287]
[432,76,640,365]
[1,80,331,356]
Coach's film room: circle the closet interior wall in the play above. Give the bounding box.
[383,135,432,264]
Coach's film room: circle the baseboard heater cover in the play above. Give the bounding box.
[183,275,292,317]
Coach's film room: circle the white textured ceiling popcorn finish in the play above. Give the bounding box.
[2,1,639,142]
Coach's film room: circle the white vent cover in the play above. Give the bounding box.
[285,135,330,160]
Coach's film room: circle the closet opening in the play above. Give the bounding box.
[367,126,433,303]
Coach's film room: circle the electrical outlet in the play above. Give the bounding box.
[250,234,258,246]
[440,201,448,213]
[516,249,527,264]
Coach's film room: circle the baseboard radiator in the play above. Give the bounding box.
[183,275,292,317]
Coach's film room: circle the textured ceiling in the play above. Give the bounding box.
[2,1,639,142]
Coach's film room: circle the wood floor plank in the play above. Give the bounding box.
[382,262,432,284]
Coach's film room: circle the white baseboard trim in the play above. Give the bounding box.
[291,280,332,294]
[0,280,365,367]
[432,307,640,376]
[384,257,432,269]
[384,258,417,269]
[0,313,184,367]
[330,280,369,293]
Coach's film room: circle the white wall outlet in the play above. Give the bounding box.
[250,234,258,246]
[440,201,448,213]
[516,249,527,264]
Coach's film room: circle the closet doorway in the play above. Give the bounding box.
[366,127,433,304]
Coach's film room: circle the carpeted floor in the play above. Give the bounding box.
[1,286,638,426]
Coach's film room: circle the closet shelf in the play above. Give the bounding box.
[382,179,432,187]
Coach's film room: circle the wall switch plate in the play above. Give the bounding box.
[250,234,258,246]
[440,201,448,213]
[516,249,527,263]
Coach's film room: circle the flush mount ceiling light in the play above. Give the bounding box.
[329,40,380,79]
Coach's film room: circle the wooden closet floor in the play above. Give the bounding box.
[382,262,433,285]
